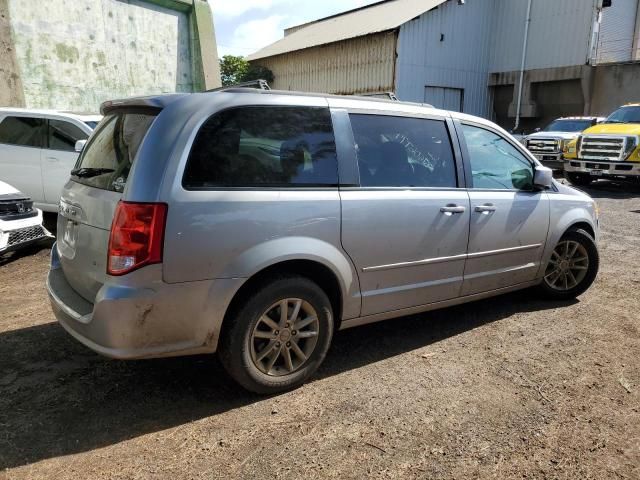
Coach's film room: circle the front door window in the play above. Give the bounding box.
[461,124,534,190]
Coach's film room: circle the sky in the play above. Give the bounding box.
[210,0,381,58]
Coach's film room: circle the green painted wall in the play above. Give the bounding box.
[0,0,220,112]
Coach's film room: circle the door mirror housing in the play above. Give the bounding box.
[533,127,541,133]
[533,165,553,189]
[74,139,87,153]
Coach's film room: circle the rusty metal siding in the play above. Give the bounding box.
[490,0,599,72]
[252,32,397,95]
[395,0,495,118]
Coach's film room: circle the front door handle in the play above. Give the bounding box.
[45,156,60,163]
[475,204,497,213]
[440,205,466,215]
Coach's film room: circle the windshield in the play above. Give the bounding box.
[605,106,640,124]
[72,110,157,192]
[542,119,593,132]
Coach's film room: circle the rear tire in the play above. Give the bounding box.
[538,228,599,300]
[565,172,592,187]
[219,276,334,394]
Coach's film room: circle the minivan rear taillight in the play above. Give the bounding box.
[107,201,168,276]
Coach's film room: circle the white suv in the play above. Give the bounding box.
[0,109,101,212]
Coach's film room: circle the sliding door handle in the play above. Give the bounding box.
[475,204,497,213]
[440,205,466,215]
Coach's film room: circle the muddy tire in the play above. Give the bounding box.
[539,228,599,300]
[219,276,334,394]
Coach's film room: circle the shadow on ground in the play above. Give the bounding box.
[0,241,53,267]
[579,179,640,199]
[0,289,575,470]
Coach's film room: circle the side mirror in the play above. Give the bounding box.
[534,127,541,133]
[533,165,553,188]
[74,139,87,153]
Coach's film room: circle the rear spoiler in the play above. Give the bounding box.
[100,94,187,115]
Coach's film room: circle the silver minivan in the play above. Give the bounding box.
[47,89,600,393]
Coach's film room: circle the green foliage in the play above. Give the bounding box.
[219,55,274,87]
[244,64,274,84]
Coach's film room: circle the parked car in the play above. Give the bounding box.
[0,179,52,254]
[521,117,604,170]
[0,108,101,212]
[47,90,600,394]
[564,103,640,185]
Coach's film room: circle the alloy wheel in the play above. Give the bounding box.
[250,298,319,376]
[544,240,589,291]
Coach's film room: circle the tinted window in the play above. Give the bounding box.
[84,121,99,130]
[183,107,338,188]
[72,111,157,192]
[543,119,593,132]
[350,114,457,188]
[461,124,534,190]
[48,120,88,151]
[0,116,45,148]
[605,106,640,124]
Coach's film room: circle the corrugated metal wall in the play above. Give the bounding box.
[395,0,495,118]
[253,32,397,95]
[490,0,599,72]
[596,0,639,64]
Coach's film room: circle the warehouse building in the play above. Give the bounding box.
[248,0,640,130]
[0,0,221,112]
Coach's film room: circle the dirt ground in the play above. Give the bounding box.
[1,181,639,479]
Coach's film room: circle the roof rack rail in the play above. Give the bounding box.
[207,79,271,93]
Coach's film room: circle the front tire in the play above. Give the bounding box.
[565,172,592,187]
[539,228,599,300]
[219,276,334,394]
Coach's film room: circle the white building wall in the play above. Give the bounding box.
[490,0,599,72]
[596,0,640,64]
[395,0,496,117]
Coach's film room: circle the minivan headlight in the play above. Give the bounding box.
[623,136,639,160]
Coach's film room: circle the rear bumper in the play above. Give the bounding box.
[47,244,244,359]
[565,159,640,178]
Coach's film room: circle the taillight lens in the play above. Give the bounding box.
[107,201,168,276]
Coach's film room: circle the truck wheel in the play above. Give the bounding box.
[539,228,599,300]
[219,276,334,394]
[565,172,592,187]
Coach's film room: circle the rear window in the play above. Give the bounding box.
[72,110,157,192]
[0,116,45,148]
[183,106,338,188]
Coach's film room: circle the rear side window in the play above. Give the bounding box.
[183,106,338,188]
[0,116,45,148]
[350,114,457,188]
[72,111,157,192]
[48,119,88,151]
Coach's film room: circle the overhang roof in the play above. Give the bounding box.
[247,0,446,61]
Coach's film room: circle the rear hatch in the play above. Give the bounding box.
[57,109,158,302]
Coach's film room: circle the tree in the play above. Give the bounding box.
[219,55,274,87]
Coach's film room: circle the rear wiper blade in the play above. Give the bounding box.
[71,167,115,178]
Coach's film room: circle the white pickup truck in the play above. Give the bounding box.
[0,109,101,212]
[0,179,52,254]
[521,116,604,171]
